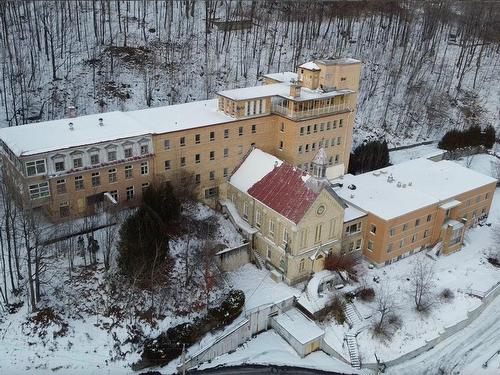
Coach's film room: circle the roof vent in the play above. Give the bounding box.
[402,183,407,188]
[380,170,388,175]
[347,184,356,190]
[397,181,402,188]
[98,118,104,126]
[387,174,394,183]
[68,122,74,131]
[274,161,279,167]
[350,194,355,199]
[408,181,413,186]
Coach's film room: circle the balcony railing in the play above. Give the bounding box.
[272,103,348,119]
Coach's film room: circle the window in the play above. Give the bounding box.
[73,157,83,169]
[280,123,284,132]
[59,202,70,218]
[224,129,229,138]
[331,138,335,147]
[255,210,261,228]
[125,165,133,179]
[140,144,149,155]
[314,224,322,243]
[312,142,316,151]
[320,123,324,131]
[108,150,117,161]
[269,220,275,237]
[210,151,215,160]
[415,219,420,226]
[109,190,118,201]
[108,168,117,183]
[195,174,201,184]
[333,120,337,129]
[195,154,201,163]
[140,161,149,175]
[126,186,134,200]
[339,119,343,127]
[55,160,65,172]
[142,182,150,193]
[298,145,303,154]
[74,175,84,190]
[163,139,170,150]
[337,137,342,145]
[387,243,393,253]
[390,228,396,236]
[195,134,201,144]
[56,179,66,194]
[164,160,171,170]
[346,222,361,235]
[299,259,305,272]
[341,77,347,81]
[327,122,331,130]
[412,234,417,243]
[334,154,339,164]
[124,148,133,158]
[252,125,257,134]
[370,224,377,234]
[403,223,408,231]
[313,124,317,133]
[238,145,243,154]
[204,187,218,198]
[305,144,310,153]
[355,239,362,250]
[328,156,333,166]
[283,228,289,246]
[29,182,50,200]
[91,172,100,187]
[279,141,283,150]
[367,240,374,251]
[224,148,229,158]
[267,245,272,260]
[466,199,471,207]
[399,239,405,248]
[26,159,46,176]
[427,214,432,222]
[209,171,215,180]
[209,131,215,141]
[180,137,186,147]
[243,202,249,220]
[485,193,489,200]
[300,127,304,136]
[180,157,186,167]
[239,126,243,136]
[223,168,228,177]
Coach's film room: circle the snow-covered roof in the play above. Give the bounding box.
[334,158,498,221]
[262,72,298,83]
[343,204,367,222]
[218,82,352,102]
[0,100,236,157]
[316,57,361,66]
[272,308,324,344]
[229,149,283,193]
[299,61,320,71]
[0,111,150,156]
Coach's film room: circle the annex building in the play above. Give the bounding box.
[0,58,361,220]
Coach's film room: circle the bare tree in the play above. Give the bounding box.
[372,284,400,339]
[408,255,436,312]
[102,207,122,271]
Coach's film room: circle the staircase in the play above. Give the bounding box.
[426,241,443,260]
[345,302,363,328]
[345,333,361,369]
[251,249,265,270]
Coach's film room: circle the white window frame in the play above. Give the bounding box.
[25,159,46,176]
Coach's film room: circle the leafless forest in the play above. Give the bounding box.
[0,0,499,145]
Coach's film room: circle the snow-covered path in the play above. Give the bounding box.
[387,294,500,375]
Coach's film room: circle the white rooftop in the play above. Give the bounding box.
[229,148,282,193]
[262,72,298,83]
[343,204,367,222]
[218,81,352,102]
[334,158,497,221]
[0,99,235,157]
[0,111,150,156]
[299,61,320,71]
[273,308,324,344]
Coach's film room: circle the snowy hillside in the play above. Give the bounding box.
[0,1,499,146]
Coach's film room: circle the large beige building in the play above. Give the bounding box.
[334,158,497,266]
[0,58,362,219]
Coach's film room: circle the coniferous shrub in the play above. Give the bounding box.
[348,140,390,174]
[438,125,496,151]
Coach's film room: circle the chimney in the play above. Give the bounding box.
[289,83,301,98]
[68,105,76,118]
[68,122,74,131]
[98,118,104,127]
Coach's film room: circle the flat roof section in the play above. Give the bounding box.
[273,308,324,344]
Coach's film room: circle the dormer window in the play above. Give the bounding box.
[108,150,117,161]
[55,160,65,172]
[140,144,149,155]
[124,148,133,158]
[90,154,100,165]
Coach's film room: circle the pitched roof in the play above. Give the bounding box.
[247,163,322,224]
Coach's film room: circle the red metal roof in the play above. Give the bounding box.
[247,163,320,224]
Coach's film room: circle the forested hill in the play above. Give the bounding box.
[0,0,499,146]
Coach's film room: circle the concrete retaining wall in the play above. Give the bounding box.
[215,243,250,272]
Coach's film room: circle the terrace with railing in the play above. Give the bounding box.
[272,101,350,120]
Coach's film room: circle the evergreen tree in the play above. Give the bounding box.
[348,140,390,174]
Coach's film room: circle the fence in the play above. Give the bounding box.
[177,296,295,373]
[362,281,500,370]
